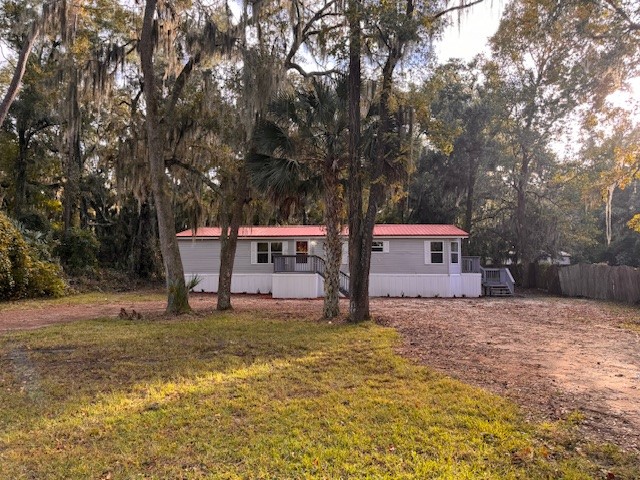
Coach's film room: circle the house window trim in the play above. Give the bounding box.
[251,240,287,264]
[371,240,390,253]
[424,240,445,265]
[450,241,459,264]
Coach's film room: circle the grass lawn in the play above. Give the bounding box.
[0,312,637,479]
[0,290,166,313]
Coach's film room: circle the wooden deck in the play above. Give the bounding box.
[462,256,514,296]
[273,255,350,296]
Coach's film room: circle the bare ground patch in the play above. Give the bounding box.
[375,295,640,454]
[1,291,639,454]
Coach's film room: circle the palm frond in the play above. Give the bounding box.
[246,152,304,200]
[252,119,295,158]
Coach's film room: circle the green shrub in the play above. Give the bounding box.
[0,213,32,299]
[30,260,66,297]
[15,210,51,234]
[0,211,66,300]
[55,228,99,275]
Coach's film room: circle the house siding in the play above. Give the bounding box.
[178,239,282,275]
[178,239,220,274]
[368,238,450,275]
[179,236,462,276]
[178,234,473,297]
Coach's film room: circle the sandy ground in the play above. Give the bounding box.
[1,292,639,453]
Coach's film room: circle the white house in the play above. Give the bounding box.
[177,224,483,298]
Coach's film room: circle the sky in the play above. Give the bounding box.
[434,0,639,121]
[435,1,506,63]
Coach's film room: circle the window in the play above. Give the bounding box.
[451,241,459,264]
[271,241,283,258]
[257,242,269,264]
[425,241,444,264]
[371,240,389,253]
[254,241,283,264]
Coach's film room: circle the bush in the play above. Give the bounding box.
[30,260,66,298]
[0,211,66,300]
[55,228,99,275]
[15,210,51,234]
[0,213,32,299]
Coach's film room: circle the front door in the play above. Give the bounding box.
[296,240,309,267]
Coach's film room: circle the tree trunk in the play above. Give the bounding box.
[322,158,342,319]
[129,201,157,278]
[347,0,411,322]
[13,129,29,217]
[605,183,615,246]
[217,166,248,311]
[0,26,40,128]
[515,150,530,287]
[354,59,397,322]
[462,158,477,254]
[347,0,367,322]
[63,67,82,232]
[140,0,190,314]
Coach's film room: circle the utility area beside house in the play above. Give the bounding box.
[177,224,513,298]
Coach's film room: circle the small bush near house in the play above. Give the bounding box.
[0,211,66,300]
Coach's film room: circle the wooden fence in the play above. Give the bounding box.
[557,263,640,304]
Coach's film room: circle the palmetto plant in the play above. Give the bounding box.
[248,78,348,318]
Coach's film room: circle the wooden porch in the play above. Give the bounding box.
[462,257,515,296]
[273,255,350,297]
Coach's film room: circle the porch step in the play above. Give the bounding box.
[487,285,513,296]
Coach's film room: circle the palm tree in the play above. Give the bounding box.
[248,79,348,319]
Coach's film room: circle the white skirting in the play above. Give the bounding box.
[461,273,482,297]
[185,273,273,294]
[369,273,482,298]
[369,274,450,297]
[186,272,482,298]
[272,273,321,299]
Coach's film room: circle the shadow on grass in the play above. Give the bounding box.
[0,312,638,479]
[0,313,336,418]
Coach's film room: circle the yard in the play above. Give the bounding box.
[0,292,638,478]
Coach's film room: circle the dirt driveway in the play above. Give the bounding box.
[1,292,639,452]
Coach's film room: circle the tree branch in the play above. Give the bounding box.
[432,0,486,21]
[0,24,41,127]
[165,156,222,195]
[284,0,339,77]
[285,61,340,78]
[166,52,202,121]
[602,0,640,31]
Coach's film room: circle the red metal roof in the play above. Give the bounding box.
[177,224,468,238]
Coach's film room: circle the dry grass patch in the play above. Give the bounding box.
[0,290,165,313]
[0,313,637,479]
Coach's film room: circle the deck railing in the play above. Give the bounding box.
[273,254,325,274]
[463,256,514,295]
[481,267,515,294]
[504,268,515,294]
[462,256,481,273]
[273,255,350,296]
